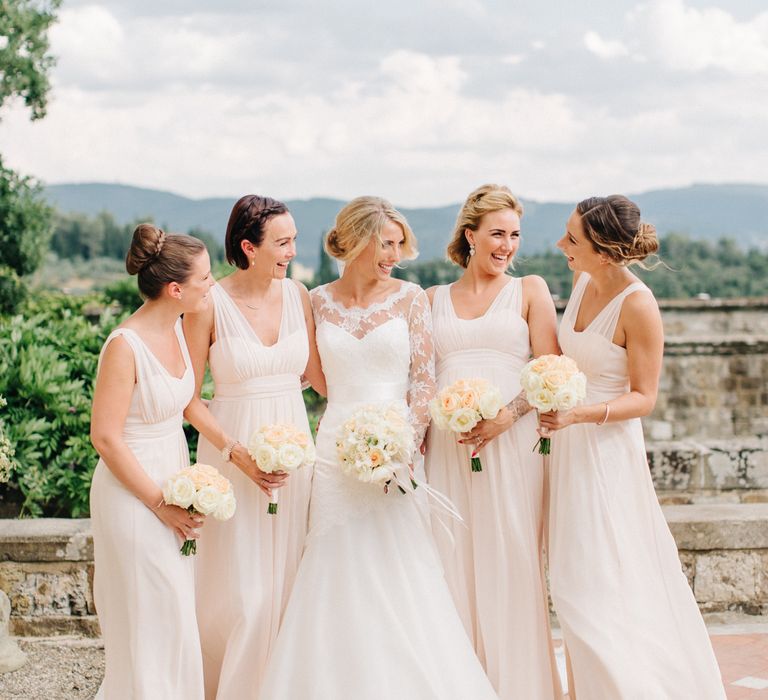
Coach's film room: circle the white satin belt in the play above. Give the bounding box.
[122,414,183,441]
[214,373,301,401]
[437,348,524,374]
[326,381,408,404]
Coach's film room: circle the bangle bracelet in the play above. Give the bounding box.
[151,497,164,511]
[596,402,610,426]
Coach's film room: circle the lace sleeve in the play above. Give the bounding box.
[407,288,436,446]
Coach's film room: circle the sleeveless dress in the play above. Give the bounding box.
[259,282,498,700]
[425,279,562,700]
[90,320,204,700]
[193,279,313,700]
[549,273,726,699]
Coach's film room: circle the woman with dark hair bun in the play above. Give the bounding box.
[90,224,214,698]
[539,196,726,698]
[183,195,325,699]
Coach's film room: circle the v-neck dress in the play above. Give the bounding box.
[90,319,204,700]
[548,272,725,699]
[425,278,562,700]
[193,279,312,700]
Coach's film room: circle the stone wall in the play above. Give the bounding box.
[2,511,767,636]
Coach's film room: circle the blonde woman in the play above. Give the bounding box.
[424,184,562,699]
[90,224,214,698]
[540,195,725,698]
[260,196,497,699]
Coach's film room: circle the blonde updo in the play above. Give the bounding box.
[576,195,659,265]
[447,184,523,267]
[126,223,206,299]
[324,196,418,263]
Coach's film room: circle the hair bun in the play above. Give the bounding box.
[631,221,659,258]
[126,224,167,275]
[324,227,344,260]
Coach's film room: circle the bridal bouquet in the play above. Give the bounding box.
[520,354,587,455]
[336,404,415,491]
[429,378,504,472]
[163,462,237,555]
[248,423,316,514]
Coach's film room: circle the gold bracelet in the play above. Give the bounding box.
[151,496,165,511]
[596,402,611,425]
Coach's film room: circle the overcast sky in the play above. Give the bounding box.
[1,0,767,206]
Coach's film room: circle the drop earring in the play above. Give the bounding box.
[469,244,475,257]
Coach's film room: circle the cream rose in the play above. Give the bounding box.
[278,443,305,471]
[213,490,237,520]
[193,485,222,516]
[253,444,279,472]
[529,388,556,412]
[448,407,480,433]
[163,475,195,508]
[478,388,503,419]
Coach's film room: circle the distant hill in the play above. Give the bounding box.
[44,182,768,268]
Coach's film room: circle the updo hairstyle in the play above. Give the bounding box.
[225,195,289,269]
[576,195,659,265]
[125,223,206,299]
[324,196,418,263]
[447,184,523,267]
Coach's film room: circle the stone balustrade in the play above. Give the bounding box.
[1,509,767,636]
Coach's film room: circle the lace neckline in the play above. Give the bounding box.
[315,281,414,317]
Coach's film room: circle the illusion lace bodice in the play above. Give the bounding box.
[310,281,435,444]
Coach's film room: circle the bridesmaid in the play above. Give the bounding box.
[424,184,563,699]
[539,195,726,699]
[183,195,325,699]
[90,224,214,698]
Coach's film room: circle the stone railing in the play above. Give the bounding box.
[1,509,767,636]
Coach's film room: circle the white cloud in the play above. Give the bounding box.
[583,30,630,59]
[631,0,768,75]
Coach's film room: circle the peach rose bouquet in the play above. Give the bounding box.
[247,423,316,514]
[428,378,504,472]
[520,354,587,454]
[163,462,237,555]
[336,404,416,492]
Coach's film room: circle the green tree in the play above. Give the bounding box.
[311,232,337,287]
[0,0,61,309]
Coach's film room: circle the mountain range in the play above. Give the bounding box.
[44,182,768,267]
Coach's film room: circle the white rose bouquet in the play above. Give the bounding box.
[336,404,416,492]
[247,423,316,514]
[428,378,504,472]
[162,462,237,555]
[519,354,587,455]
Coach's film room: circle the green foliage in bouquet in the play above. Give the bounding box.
[0,292,128,516]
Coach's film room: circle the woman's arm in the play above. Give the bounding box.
[539,290,663,431]
[182,306,286,497]
[407,289,437,447]
[90,336,203,541]
[294,280,327,396]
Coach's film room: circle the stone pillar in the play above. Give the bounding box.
[0,589,26,673]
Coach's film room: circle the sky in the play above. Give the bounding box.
[1,0,767,207]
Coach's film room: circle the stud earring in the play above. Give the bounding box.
[469,244,475,257]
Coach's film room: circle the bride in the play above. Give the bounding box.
[259,197,498,699]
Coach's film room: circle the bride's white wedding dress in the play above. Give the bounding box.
[259,281,497,700]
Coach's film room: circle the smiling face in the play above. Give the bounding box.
[243,212,297,279]
[465,208,521,276]
[557,209,602,273]
[178,249,215,312]
[348,218,404,282]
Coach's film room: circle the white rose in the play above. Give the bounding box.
[193,485,222,516]
[253,444,279,473]
[164,475,195,508]
[448,407,479,433]
[278,442,305,471]
[370,465,393,484]
[529,388,556,412]
[553,386,580,410]
[478,388,503,419]
[247,431,266,453]
[520,370,545,394]
[213,490,237,521]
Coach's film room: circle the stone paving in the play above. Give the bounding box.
[1,618,766,699]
